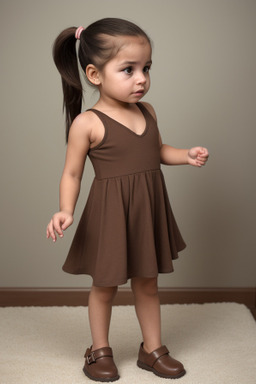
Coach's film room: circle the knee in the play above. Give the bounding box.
[90,285,118,304]
[131,277,158,299]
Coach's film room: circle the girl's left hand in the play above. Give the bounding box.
[188,147,209,167]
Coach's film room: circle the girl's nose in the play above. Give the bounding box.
[136,72,147,85]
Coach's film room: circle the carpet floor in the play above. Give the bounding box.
[0,303,255,384]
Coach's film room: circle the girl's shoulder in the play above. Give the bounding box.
[71,110,101,131]
[70,110,107,150]
[69,110,103,141]
[139,102,157,122]
[65,110,105,152]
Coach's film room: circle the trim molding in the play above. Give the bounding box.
[0,287,255,312]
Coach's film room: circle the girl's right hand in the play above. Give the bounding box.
[46,211,74,242]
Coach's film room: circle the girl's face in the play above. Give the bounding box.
[97,36,152,106]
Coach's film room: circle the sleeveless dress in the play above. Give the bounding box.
[62,103,186,287]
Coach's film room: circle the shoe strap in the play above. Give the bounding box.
[85,347,113,365]
[147,345,169,367]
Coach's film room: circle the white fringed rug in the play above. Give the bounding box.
[0,303,255,384]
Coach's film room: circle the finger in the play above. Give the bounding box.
[53,217,64,238]
[198,155,208,160]
[47,220,57,242]
[197,157,207,164]
[198,153,209,161]
[196,156,207,165]
[197,157,206,164]
[201,148,209,157]
[191,159,201,167]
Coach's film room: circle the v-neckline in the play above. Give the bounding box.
[90,103,148,138]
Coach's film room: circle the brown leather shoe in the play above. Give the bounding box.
[137,343,186,379]
[83,346,120,382]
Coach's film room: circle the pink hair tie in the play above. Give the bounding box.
[75,26,84,40]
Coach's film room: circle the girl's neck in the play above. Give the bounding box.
[93,98,137,114]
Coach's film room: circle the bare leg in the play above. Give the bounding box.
[131,277,162,353]
[88,285,118,350]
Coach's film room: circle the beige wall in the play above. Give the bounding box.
[0,0,255,288]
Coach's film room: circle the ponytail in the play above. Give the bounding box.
[53,27,83,142]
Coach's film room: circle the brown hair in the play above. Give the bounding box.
[52,18,151,142]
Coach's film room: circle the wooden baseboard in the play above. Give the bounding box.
[0,287,255,313]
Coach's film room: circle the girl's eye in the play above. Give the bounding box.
[143,66,151,73]
[123,67,133,75]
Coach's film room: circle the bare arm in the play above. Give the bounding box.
[47,113,91,242]
[59,121,89,215]
[160,141,189,165]
[160,138,209,167]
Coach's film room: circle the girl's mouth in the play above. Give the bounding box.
[134,90,144,95]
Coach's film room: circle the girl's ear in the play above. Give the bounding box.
[86,64,101,85]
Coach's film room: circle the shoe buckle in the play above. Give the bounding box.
[86,351,96,365]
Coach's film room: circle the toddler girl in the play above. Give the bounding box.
[47,18,208,381]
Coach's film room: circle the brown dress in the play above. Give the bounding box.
[62,103,186,286]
